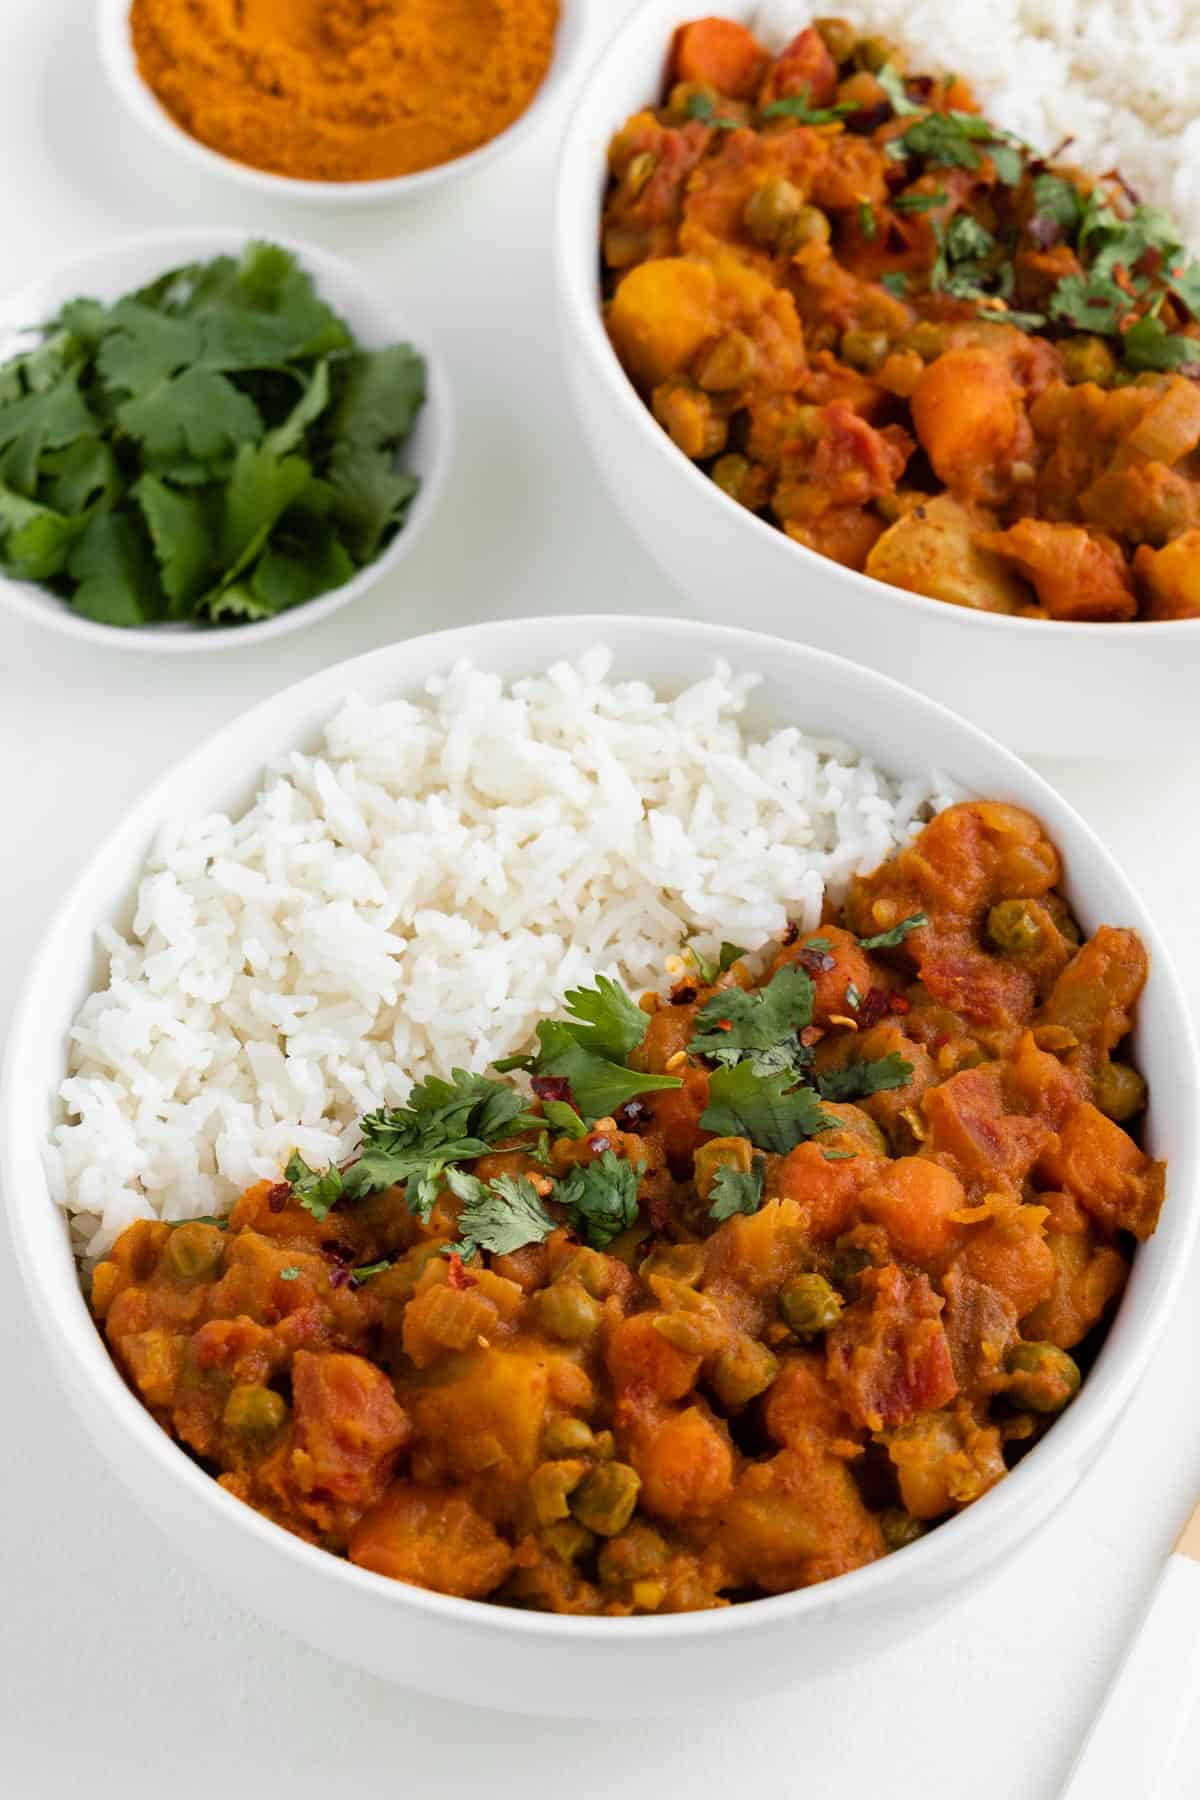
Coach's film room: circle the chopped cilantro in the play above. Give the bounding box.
[893,189,948,213]
[1122,316,1200,373]
[543,1098,588,1139]
[1031,173,1083,237]
[561,976,650,1063]
[688,964,814,1071]
[528,1019,681,1124]
[350,1259,392,1285]
[1049,274,1129,334]
[444,1169,558,1261]
[988,142,1025,186]
[279,1265,301,1281]
[876,63,921,118]
[709,1156,767,1222]
[0,242,425,629]
[761,88,855,126]
[845,983,862,1011]
[701,1062,834,1154]
[880,272,909,297]
[557,1151,641,1249]
[886,110,993,171]
[343,1071,541,1218]
[822,1149,858,1162]
[685,92,741,129]
[689,943,718,984]
[858,912,928,950]
[818,1052,915,1103]
[285,1150,344,1222]
[719,941,748,973]
[859,201,877,241]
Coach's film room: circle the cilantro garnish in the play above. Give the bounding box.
[688,964,814,1073]
[0,242,425,628]
[701,1062,834,1154]
[279,1265,301,1281]
[859,201,877,242]
[167,1215,227,1229]
[709,1155,767,1222]
[818,1052,915,1103]
[822,1149,858,1162]
[761,88,855,126]
[561,976,649,1062]
[881,272,909,297]
[529,1019,682,1123]
[858,912,928,950]
[350,1259,393,1286]
[685,92,740,130]
[886,110,994,171]
[719,942,748,973]
[343,1071,541,1219]
[875,63,921,118]
[988,142,1025,186]
[445,1169,558,1261]
[285,1150,344,1222]
[543,1099,587,1139]
[893,189,948,213]
[556,1151,642,1249]
[1031,173,1082,238]
[1122,316,1200,373]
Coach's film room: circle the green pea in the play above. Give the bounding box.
[987,899,1044,957]
[570,1462,641,1536]
[710,1337,779,1407]
[841,328,891,374]
[780,1273,844,1336]
[529,1281,603,1345]
[542,1416,596,1457]
[879,1508,925,1552]
[164,1221,225,1281]
[1094,1060,1148,1123]
[743,177,805,248]
[1006,1342,1081,1413]
[813,17,858,63]
[223,1385,288,1438]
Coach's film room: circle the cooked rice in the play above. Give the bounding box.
[49,650,953,1259]
[755,0,1200,249]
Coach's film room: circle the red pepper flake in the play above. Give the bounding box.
[782,920,800,946]
[266,1182,290,1213]
[532,1074,575,1108]
[716,1019,733,1032]
[856,985,909,1028]
[648,1190,674,1233]
[890,992,911,1015]
[670,984,698,1006]
[447,1253,477,1291]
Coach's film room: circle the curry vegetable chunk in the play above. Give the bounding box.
[601,17,1200,622]
[94,802,1164,1615]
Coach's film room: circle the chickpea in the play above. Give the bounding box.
[783,204,832,252]
[651,381,727,460]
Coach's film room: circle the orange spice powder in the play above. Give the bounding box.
[130,0,561,183]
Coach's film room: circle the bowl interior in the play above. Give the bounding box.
[97,0,592,204]
[4,613,1197,1655]
[0,229,450,651]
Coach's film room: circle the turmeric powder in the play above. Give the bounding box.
[130,0,561,183]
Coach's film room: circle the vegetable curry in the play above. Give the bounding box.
[601,16,1200,622]
[93,802,1164,1614]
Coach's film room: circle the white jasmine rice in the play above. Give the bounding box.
[755,0,1200,250]
[49,650,953,1259]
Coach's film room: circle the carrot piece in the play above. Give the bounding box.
[671,17,768,98]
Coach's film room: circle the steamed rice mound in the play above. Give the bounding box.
[49,651,952,1258]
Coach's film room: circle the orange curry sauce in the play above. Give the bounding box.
[602,17,1200,621]
[93,803,1164,1613]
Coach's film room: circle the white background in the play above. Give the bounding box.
[2,2,1199,1795]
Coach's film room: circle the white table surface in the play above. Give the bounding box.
[3,4,1199,1795]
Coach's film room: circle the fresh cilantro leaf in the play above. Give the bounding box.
[945,214,996,262]
[881,272,909,297]
[249,513,355,614]
[40,436,118,516]
[96,301,201,391]
[887,111,991,171]
[264,359,331,456]
[989,141,1024,186]
[709,1155,766,1222]
[118,367,263,461]
[330,346,427,449]
[1031,173,1083,238]
[859,201,877,241]
[135,475,215,613]
[858,912,928,950]
[543,1099,588,1138]
[719,942,748,973]
[561,975,649,1062]
[817,1051,914,1102]
[689,964,814,1069]
[67,510,165,626]
[0,371,95,497]
[701,1062,834,1154]
[279,1266,301,1281]
[530,1020,681,1124]
[203,443,313,608]
[684,91,741,129]
[557,1150,641,1249]
[285,1150,344,1222]
[822,1149,858,1161]
[343,1070,540,1216]
[0,486,86,582]
[327,441,420,563]
[445,1168,558,1260]
[492,1052,534,1073]
[1049,274,1128,334]
[761,89,855,125]
[690,944,718,985]
[875,63,921,117]
[1122,316,1200,373]
[350,1259,393,1285]
[893,188,948,213]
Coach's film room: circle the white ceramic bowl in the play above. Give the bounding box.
[554,0,1200,756]
[0,229,451,652]
[98,0,592,205]
[3,614,1195,1715]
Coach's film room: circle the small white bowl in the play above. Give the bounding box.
[98,0,592,205]
[0,229,451,652]
[554,0,1200,756]
[3,614,1195,1715]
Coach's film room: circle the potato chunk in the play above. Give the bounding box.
[1134,530,1200,619]
[866,495,1029,613]
[606,258,719,389]
[978,520,1136,622]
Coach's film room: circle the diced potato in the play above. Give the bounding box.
[910,349,1030,502]
[606,258,720,389]
[1134,530,1200,619]
[866,496,1029,613]
[978,519,1136,622]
